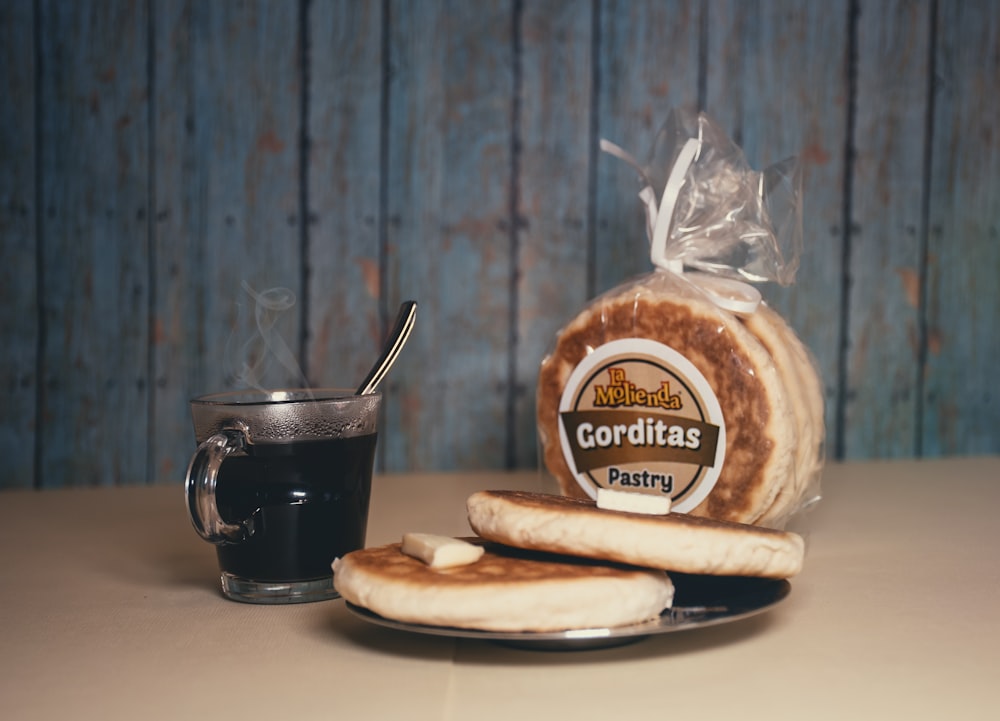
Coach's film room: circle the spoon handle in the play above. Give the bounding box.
[356,300,418,395]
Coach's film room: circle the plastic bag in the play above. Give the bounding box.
[537,109,821,529]
[603,108,803,285]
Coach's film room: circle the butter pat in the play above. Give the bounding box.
[401,533,485,569]
[597,488,672,515]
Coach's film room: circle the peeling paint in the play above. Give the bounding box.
[927,329,942,356]
[801,142,830,165]
[256,130,286,154]
[896,267,920,308]
[356,257,379,299]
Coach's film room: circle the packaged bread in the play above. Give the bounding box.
[537,110,823,529]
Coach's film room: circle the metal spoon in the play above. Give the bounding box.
[355,300,418,395]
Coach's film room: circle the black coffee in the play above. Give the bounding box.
[214,433,377,582]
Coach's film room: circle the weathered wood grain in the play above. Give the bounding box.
[593,0,702,295]
[0,0,37,488]
[843,0,930,458]
[515,0,595,469]
[151,0,304,482]
[306,0,385,400]
[924,0,1000,455]
[382,0,515,470]
[1,0,998,490]
[36,0,150,487]
[707,0,850,459]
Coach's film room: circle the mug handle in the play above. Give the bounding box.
[185,425,253,544]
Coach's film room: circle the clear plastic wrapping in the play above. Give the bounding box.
[639,109,803,284]
[538,109,822,529]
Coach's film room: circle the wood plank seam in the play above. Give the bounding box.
[505,0,525,469]
[914,0,939,458]
[32,0,45,490]
[586,0,600,301]
[145,0,157,485]
[298,0,312,383]
[376,0,391,469]
[834,0,861,461]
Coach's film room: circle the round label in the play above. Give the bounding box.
[556,339,726,512]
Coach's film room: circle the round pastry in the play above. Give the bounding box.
[467,490,805,579]
[738,302,825,525]
[333,539,674,632]
[537,276,798,525]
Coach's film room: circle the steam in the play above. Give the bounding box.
[226,281,312,397]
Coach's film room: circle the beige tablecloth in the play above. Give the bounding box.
[1,457,998,720]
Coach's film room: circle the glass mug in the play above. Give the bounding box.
[185,389,381,603]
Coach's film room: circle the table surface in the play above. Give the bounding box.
[1,457,998,721]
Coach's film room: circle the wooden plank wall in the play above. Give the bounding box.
[1,0,997,489]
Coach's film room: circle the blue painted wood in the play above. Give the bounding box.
[305,0,385,406]
[515,0,595,469]
[0,0,37,488]
[924,0,1000,455]
[843,0,930,458]
[36,0,151,487]
[151,0,305,482]
[593,0,702,296]
[707,0,850,460]
[1,0,999,489]
[382,0,515,470]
